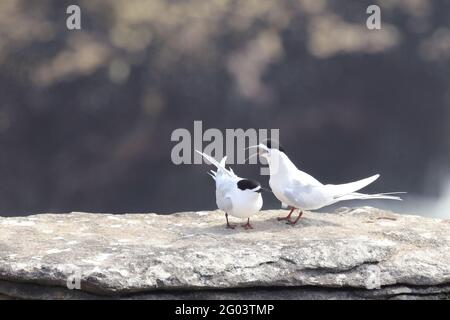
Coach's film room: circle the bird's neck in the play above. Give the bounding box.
[269,152,298,177]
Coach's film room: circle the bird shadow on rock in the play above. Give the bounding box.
[288,216,342,228]
[178,215,341,237]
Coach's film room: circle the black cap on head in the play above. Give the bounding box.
[237,179,261,191]
[264,139,286,153]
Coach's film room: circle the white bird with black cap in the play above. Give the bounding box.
[196,150,264,229]
[250,141,404,225]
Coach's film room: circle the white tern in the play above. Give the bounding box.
[196,150,263,229]
[251,141,404,225]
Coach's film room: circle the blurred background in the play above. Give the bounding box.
[0,0,449,217]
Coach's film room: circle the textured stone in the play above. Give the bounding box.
[0,207,449,299]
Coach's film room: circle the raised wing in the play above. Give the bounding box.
[195,150,237,179]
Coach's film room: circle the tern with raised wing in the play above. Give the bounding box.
[196,150,263,229]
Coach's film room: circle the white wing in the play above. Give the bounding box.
[283,180,329,210]
[324,174,380,198]
[292,169,323,187]
[195,150,237,179]
[284,174,403,209]
[216,186,234,211]
[196,150,240,212]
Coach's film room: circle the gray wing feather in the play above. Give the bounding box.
[283,181,327,209]
[283,189,302,207]
[217,196,233,211]
[216,182,234,212]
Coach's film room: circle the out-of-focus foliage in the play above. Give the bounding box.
[0,0,449,215]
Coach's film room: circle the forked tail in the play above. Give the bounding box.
[326,173,406,204]
[333,191,405,202]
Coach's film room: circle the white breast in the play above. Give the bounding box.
[229,191,263,218]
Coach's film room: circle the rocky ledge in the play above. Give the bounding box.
[0,207,449,300]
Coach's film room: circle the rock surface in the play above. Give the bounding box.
[0,207,449,300]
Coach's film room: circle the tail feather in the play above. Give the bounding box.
[195,150,222,168]
[195,150,235,178]
[327,174,380,198]
[207,170,216,180]
[219,156,227,167]
[335,191,405,202]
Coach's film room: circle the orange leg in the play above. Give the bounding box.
[225,213,236,229]
[277,207,295,222]
[289,211,303,225]
[241,218,253,230]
